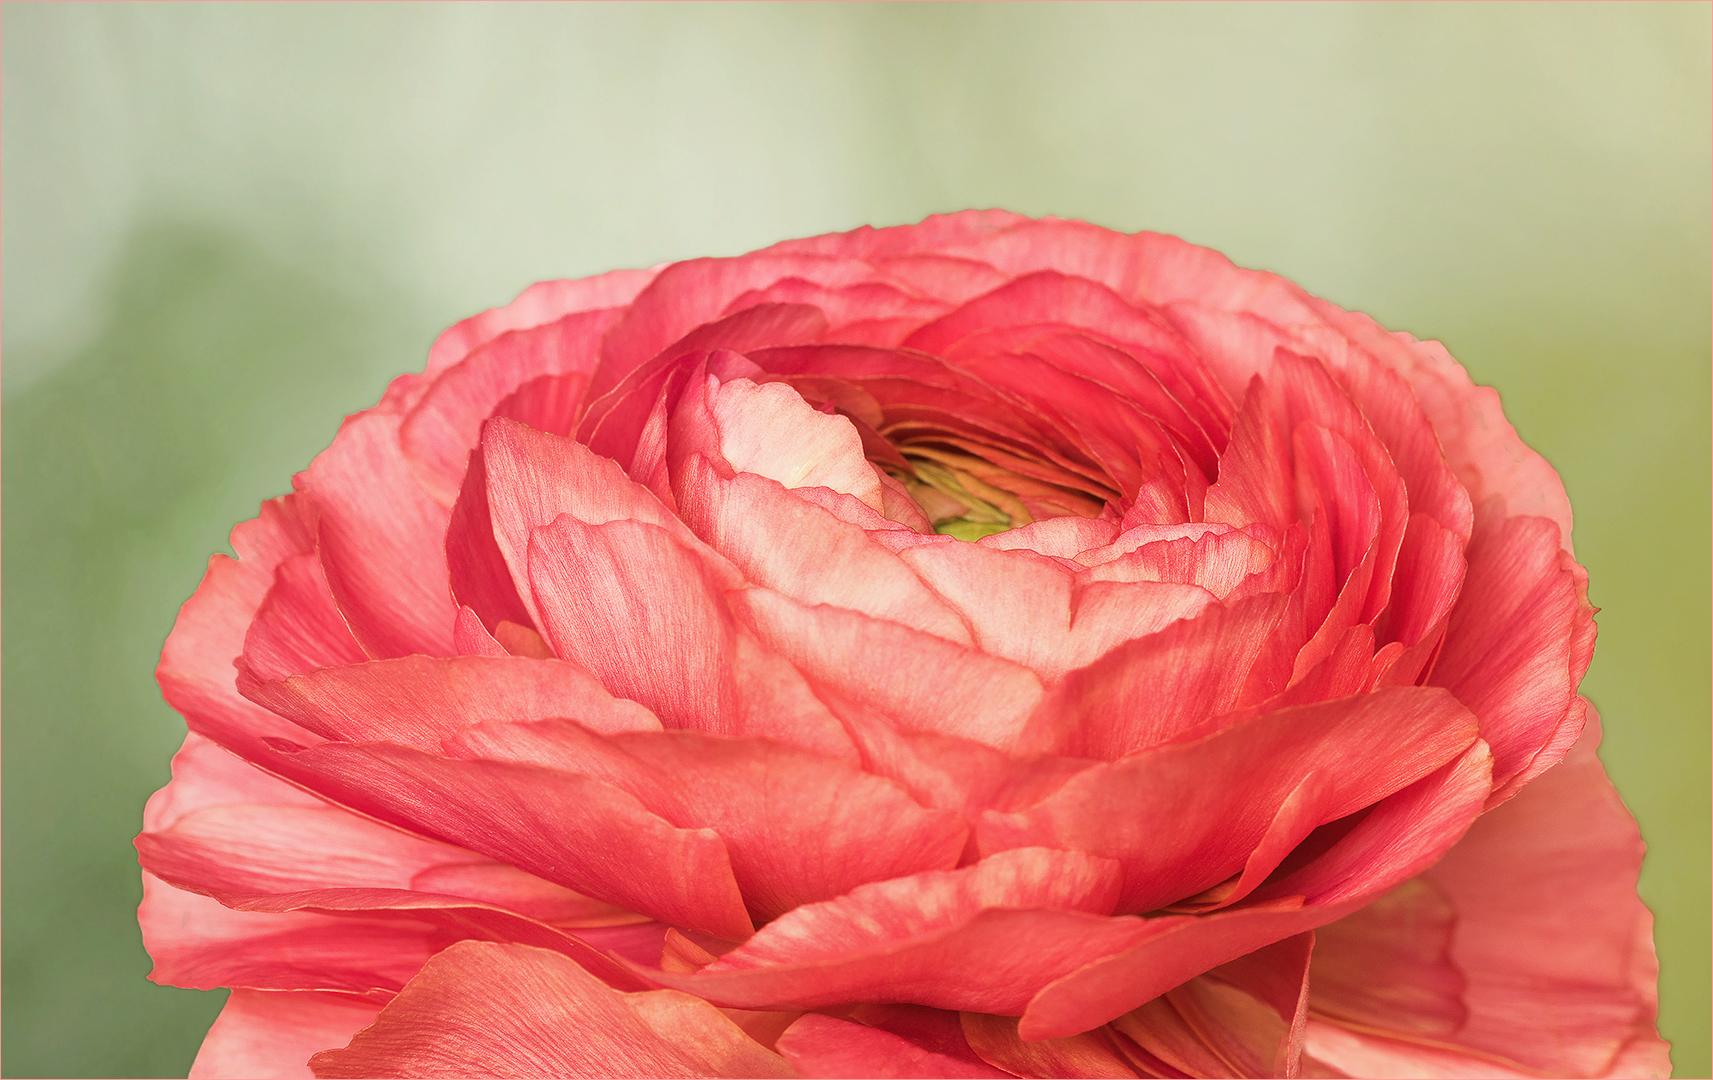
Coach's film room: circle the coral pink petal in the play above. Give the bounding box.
[1309,878,1467,1038]
[190,990,382,1080]
[731,586,1045,750]
[241,654,661,753]
[299,409,457,659]
[675,460,973,645]
[1414,708,1669,1078]
[591,254,869,396]
[140,873,433,996]
[310,941,794,1079]
[448,720,967,920]
[143,732,323,833]
[961,1012,1139,1078]
[241,553,369,683]
[777,1013,1014,1079]
[1430,506,1593,792]
[979,515,1120,558]
[1021,593,1288,758]
[444,447,535,632]
[527,516,738,733]
[983,686,1479,914]
[644,848,1139,1015]
[403,308,620,503]
[424,269,658,377]
[480,416,703,627]
[1015,742,1494,1040]
[272,740,753,941]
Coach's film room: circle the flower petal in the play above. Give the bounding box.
[190,990,382,1080]
[778,1013,1014,1080]
[448,720,968,921]
[310,941,794,1079]
[242,654,661,752]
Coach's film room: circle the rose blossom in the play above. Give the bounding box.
[138,211,1667,1079]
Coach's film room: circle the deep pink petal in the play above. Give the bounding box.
[242,654,660,752]
[448,720,967,920]
[190,990,382,1080]
[444,446,535,633]
[240,552,369,683]
[309,941,794,1079]
[141,873,432,996]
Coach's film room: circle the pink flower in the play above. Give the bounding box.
[139,212,1667,1079]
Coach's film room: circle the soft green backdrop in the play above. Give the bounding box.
[4,3,1707,1077]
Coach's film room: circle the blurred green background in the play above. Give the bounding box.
[3,3,1707,1076]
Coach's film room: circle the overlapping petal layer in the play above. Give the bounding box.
[140,213,1664,1079]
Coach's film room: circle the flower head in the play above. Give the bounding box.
[140,212,1666,1079]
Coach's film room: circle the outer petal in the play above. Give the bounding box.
[299,409,457,659]
[310,941,794,1079]
[982,686,1480,914]
[269,740,754,941]
[241,654,661,753]
[191,990,382,1080]
[1413,708,1668,1078]
[643,848,1139,1015]
[423,268,658,377]
[448,720,968,921]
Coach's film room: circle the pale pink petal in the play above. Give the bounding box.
[242,654,660,753]
[1416,709,1669,1078]
[140,873,431,996]
[191,990,382,1080]
[143,732,322,833]
[310,941,794,1079]
[731,586,1046,750]
[978,515,1119,558]
[675,459,973,644]
[708,376,887,511]
[778,1013,1014,1079]
[1309,878,1466,1038]
[447,720,968,920]
[299,409,457,658]
[898,540,1214,681]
